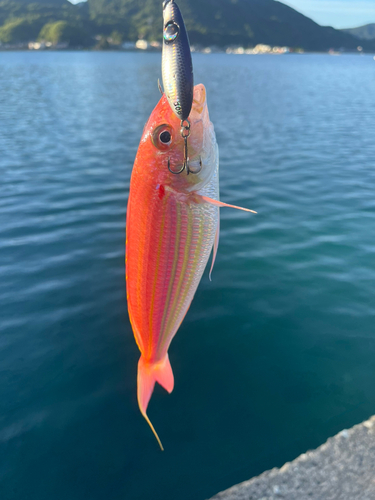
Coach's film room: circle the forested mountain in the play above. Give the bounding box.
[0,0,90,44]
[86,0,375,51]
[1,0,374,51]
[342,23,375,41]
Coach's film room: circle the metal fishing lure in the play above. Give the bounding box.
[162,0,200,175]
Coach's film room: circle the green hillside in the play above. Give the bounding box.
[1,0,374,51]
[0,0,91,44]
[86,0,375,51]
[342,23,375,41]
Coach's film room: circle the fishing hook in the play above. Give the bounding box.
[167,119,203,175]
[167,158,185,174]
[181,119,191,174]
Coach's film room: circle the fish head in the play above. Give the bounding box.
[137,84,217,194]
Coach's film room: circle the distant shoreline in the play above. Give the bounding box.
[0,48,374,55]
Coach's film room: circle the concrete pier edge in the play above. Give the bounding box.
[209,415,375,500]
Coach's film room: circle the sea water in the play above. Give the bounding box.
[0,51,375,500]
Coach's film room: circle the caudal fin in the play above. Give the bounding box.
[137,354,174,450]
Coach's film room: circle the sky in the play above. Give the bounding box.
[282,0,375,29]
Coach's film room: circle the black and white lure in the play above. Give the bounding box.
[162,0,199,174]
[162,0,194,122]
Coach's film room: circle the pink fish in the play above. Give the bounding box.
[126,84,255,448]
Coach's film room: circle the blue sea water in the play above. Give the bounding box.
[0,51,375,500]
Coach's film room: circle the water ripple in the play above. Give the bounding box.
[1,52,375,500]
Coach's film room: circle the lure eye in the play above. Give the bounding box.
[164,21,179,42]
[152,125,173,151]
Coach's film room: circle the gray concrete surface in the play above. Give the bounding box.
[209,415,375,500]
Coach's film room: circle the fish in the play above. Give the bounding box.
[126,84,256,449]
[162,0,194,122]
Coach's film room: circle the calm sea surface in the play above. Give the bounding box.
[0,51,375,500]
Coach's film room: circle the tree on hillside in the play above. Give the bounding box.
[0,17,39,42]
[38,20,90,45]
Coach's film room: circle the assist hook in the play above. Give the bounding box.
[167,120,203,175]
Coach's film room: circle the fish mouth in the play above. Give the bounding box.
[191,84,206,116]
[189,84,208,151]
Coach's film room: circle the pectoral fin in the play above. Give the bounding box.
[198,195,257,214]
[209,217,220,281]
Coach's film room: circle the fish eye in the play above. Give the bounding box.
[152,125,173,151]
[164,21,179,42]
[159,131,171,143]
